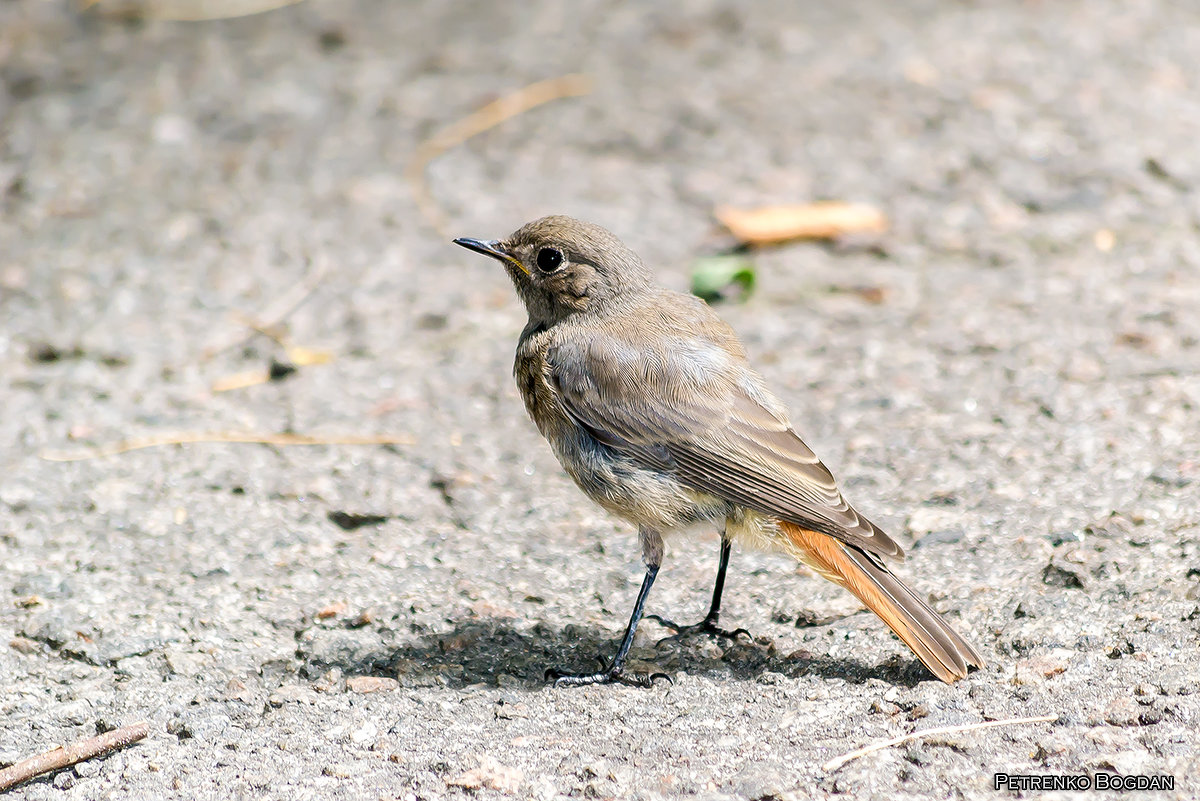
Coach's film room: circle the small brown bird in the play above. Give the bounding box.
[454,216,983,686]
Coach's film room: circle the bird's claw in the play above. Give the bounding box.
[645,613,752,643]
[544,663,671,688]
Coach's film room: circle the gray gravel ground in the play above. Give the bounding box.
[2,1,1199,799]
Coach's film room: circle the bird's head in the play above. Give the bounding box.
[454,216,650,325]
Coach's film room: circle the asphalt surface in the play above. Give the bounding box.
[2,1,1199,799]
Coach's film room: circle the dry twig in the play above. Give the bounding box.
[82,0,306,20]
[822,714,1058,772]
[40,432,413,462]
[407,74,593,235]
[201,254,329,362]
[0,721,150,792]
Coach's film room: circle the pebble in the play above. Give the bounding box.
[268,685,317,707]
[165,650,209,677]
[1011,651,1070,684]
[1101,697,1143,727]
[447,755,524,794]
[347,675,398,694]
[729,762,787,800]
[350,721,378,745]
[9,636,39,654]
[74,759,102,778]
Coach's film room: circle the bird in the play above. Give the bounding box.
[453,216,983,686]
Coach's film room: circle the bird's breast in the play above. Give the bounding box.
[512,346,729,533]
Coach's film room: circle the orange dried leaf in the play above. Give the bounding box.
[286,346,332,367]
[211,370,270,393]
[316,601,347,619]
[716,202,888,244]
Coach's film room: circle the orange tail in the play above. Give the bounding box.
[779,521,984,682]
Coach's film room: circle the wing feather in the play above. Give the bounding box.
[548,328,902,561]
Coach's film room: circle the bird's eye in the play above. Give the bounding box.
[535,247,564,273]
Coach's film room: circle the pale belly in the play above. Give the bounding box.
[547,423,790,557]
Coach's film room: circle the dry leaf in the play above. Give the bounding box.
[286,346,332,367]
[316,601,347,620]
[716,202,888,245]
[211,370,271,393]
[39,431,413,462]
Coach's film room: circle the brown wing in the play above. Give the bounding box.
[547,329,903,562]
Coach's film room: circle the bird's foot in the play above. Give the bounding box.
[645,613,752,643]
[544,660,669,688]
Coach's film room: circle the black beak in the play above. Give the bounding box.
[453,237,508,261]
[453,237,529,276]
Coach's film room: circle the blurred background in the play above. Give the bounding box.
[1,1,1198,798]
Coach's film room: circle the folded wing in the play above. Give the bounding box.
[548,330,902,562]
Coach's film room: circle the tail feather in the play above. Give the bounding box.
[779,521,984,682]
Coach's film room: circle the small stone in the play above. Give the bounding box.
[165,650,208,677]
[905,507,957,536]
[447,755,523,794]
[53,771,76,789]
[314,667,344,692]
[74,758,101,777]
[1088,749,1155,775]
[350,722,378,745]
[1031,735,1072,762]
[222,678,255,704]
[268,684,316,707]
[870,699,900,716]
[191,714,233,741]
[93,636,163,665]
[56,699,91,727]
[9,636,38,654]
[729,762,787,800]
[1012,652,1069,685]
[496,673,523,689]
[494,700,529,720]
[296,628,391,674]
[912,529,963,549]
[152,114,192,144]
[1042,559,1085,589]
[323,763,354,778]
[1149,465,1192,488]
[347,676,398,694]
[94,717,119,734]
[316,601,347,620]
[1103,697,1142,727]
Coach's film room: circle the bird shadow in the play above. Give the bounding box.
[296,615,932,691]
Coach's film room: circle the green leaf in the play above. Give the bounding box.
[690,255,756,303]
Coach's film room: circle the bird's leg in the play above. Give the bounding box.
[545,562,662,687]
[547,527,669,687]
[647,535,751,641]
